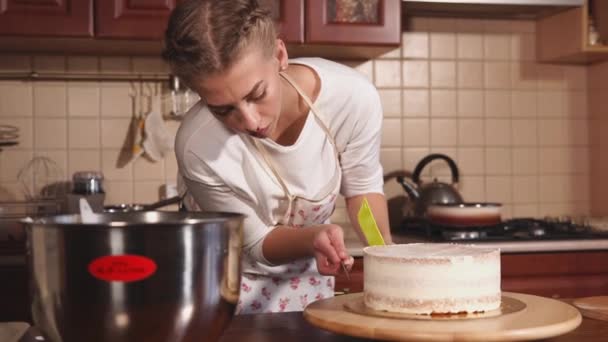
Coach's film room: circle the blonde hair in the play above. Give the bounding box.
[162,0,277,88]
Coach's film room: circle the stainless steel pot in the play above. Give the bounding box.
[25,211,244,342]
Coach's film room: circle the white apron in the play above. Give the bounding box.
[236,72,342,314]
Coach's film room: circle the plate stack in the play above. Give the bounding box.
[0,125,18,151]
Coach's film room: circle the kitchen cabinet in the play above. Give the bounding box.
[335,251,608,298]
[306,0,401,45]
[0,0,401,58]
[0,0,93,37]
[538,0,608,64]
[95,0,177,40]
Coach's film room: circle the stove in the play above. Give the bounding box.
[399,217,608,242]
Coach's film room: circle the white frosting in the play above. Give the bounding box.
[363,243,501,314]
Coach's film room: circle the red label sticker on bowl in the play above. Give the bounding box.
[88,255,157,282]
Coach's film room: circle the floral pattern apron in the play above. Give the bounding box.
[236,72,342,314]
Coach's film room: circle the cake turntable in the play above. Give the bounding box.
[304,292,582,341]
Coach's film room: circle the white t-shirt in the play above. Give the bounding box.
[175,57,384,266]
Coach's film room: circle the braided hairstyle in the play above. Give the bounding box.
[162,0,277,89]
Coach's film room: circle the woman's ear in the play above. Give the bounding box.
[275,38,288,71]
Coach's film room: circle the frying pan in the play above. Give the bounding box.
[426,202,502,227]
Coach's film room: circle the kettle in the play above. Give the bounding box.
[396,154,463,217]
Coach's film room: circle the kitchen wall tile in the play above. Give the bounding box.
[512,175,538,203]
[511,33,536,61]
[485,119,511,146]
[100,57,131,74]
[34,150,68,179]
[0,150,33,182]
[511,119,537,147]
[457,147,485,175]
[484,90,510,117]
[68,150,101,176]
[485,176,512,203]
[348,60,373,81]
[537,64,565,90]
[104,180,134,205]
[457,90,484,117]
[378,89,401,117]
[101,118,131,149]
[430,61,456,88]
[0,82,33,117]
[380,148,403,174]
[0,118,33,149]
[102,149,133,181]
[403,89,429,117]
[511,91,536,118]
[402,60,428,88]
[428,147,457,177]
[132,57,169,74]
[539,148,570,174]
[0,54,31,71]
[164,153,179,183]
[512,147,538,175]
[68,82,100,117]
[484,62,511,89]
[33,55,66,72]
[455,18,485,32]
[67,56,99,73]
[460,176,485,202]
[34,118,67,149]
[379,46,402,59]
[484,34,510,61]
[564,91,588,118]
[382,118,402,147]
[570,147,589,174]
[457,33,483,60]
[430,119,457,146]
[457,61,483,88]
[430,90,456,117]
[134,181,163,203]
[34,82,67,117]
[69,118,100,149]
[426,17,457,32]
[402,118,429,146]
[483,19,513,33]
[538,119,567,146]
[402,147,430,174]
[539,175,572,202]
[511,62,537,90]
[430,33,456,59]
[485,147,511,175]
[100,82,133,117]
[537,91,564,117]
[512,203,539,217]
[564,66,587,90]
[458,119,484,146]
[402,32,429,59]
[374,60,401,87]
[570,119,589,146]
[0,182,27,201]
[511,20,535,33]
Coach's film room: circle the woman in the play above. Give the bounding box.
[162,0,392,314]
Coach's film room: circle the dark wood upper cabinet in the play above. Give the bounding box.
[95,0,177,40]
[306,0,401,45]
[0,0,93,37]
[260,0,305,44]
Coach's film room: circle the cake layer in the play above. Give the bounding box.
[363,243,501,314]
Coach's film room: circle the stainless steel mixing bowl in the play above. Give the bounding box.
[25,211,244,342]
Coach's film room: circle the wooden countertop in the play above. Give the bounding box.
[17,304,608,342]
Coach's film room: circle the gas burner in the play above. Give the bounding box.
[442,230,484,241]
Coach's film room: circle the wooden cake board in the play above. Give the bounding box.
[303,292,581,341]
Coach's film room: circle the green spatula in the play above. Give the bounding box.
[357,198,385,246]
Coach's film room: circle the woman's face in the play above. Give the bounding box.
[195,41,287,140]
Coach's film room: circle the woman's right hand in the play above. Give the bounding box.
[311,224,354,276]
